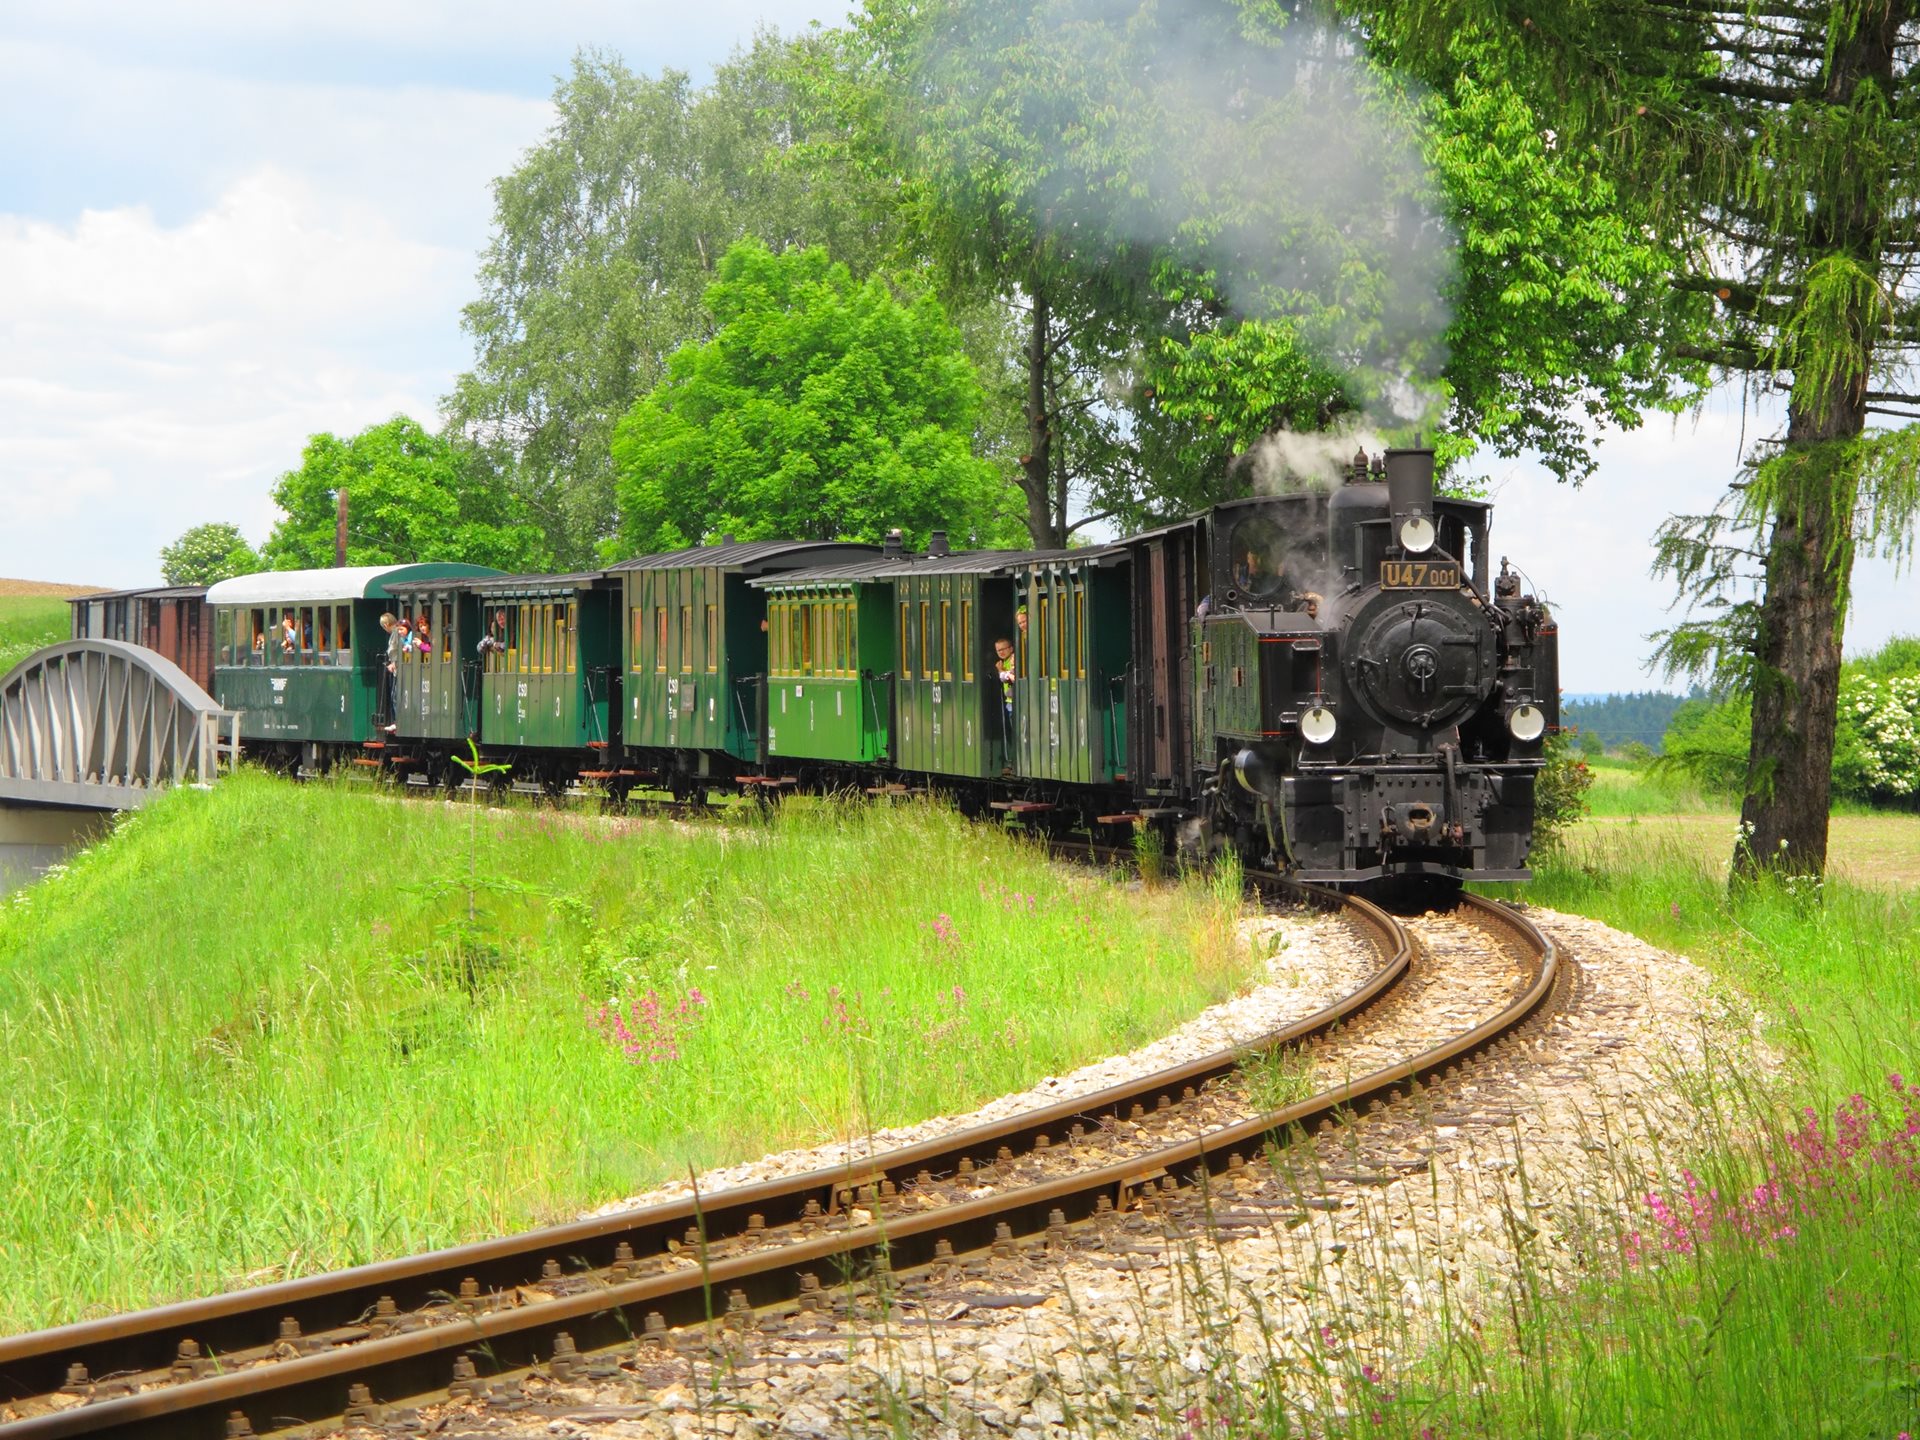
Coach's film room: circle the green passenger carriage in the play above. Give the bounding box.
[751,558,907,766]
[1006,551,1131,786]
[878,550,1045,780]
[381,577,486,741]
[467,573,622,751]
[613,541,875,779]
[207,564,503,751]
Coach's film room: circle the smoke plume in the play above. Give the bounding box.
[918,0,1456,432]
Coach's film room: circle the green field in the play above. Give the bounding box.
[0,596,70,676]
[0,774,1247,1333]
[1364,820,1920,1440]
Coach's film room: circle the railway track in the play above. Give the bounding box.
[0,881,1557,1440]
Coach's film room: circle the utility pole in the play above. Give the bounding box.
[334,490,348,567]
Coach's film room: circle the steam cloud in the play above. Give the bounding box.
[1235,417,1391,494]
[921,0,1456,442]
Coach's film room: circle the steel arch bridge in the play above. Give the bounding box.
[0,640,237,810]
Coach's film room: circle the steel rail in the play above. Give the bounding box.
[0,877,1408,1433]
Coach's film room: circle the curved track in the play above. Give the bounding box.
[0,885,1556,1440]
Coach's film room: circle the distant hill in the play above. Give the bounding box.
[1561,690,1702,753]
[0,579,106,597]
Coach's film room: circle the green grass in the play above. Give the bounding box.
[0,596,68,675]
[0,772,1248,1334]
[1347,829,1920,1440]
[1580,753,1731,816]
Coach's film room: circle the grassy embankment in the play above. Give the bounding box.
[1328,818,1920,1438]
[0,772,1249,1335]
[0,594,74,675]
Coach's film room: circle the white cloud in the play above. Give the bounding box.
[0,169,472,582]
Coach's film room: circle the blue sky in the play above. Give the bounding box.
[0,2,1909,692]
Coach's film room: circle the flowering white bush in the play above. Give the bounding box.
[1842,673,1920,799]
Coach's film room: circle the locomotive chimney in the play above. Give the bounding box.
[928,529,951,557]
[883,528,906,558]
[1384,448,1435,524]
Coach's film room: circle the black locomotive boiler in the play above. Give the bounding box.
[1155,447,1557,903]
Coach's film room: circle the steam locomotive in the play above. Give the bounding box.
[95,446,1558,904]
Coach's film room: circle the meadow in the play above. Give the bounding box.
[0,594,72,676]
[0,772,1247,1333]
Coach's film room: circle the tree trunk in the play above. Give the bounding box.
[1733,419,1856,881]
[1731,10,1894,883]
[1019,282,1063,548]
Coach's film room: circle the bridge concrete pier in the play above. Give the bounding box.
[0,801,109,895]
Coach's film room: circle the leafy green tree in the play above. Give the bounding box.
[824,0,1701,543]
[446,36,901,568]
[1364,2,1920,881]
[158,523,259,586]
[613,241,1012,552]
[262,417,548,572]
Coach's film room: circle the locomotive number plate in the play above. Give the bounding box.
[1380,560,1460,589]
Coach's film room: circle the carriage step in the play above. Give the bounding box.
[864,784,926,796]
[1097,812,1144,825]
[739,776,798,787]
[991,800,1054,815]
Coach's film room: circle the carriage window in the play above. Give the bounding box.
[1037,596,1050,676]
[215,608,231,664]
[565,601,576,674]
[1059,587,1075,679]
[960,600,973,680]
[1075,590,1086,678]
[674,605,688,673]
[900,603,913,678]
[294,607,313,665]
[442,602,454,662]
[316,606,332,662]
[839,602,853,675]
[631,607,645,671]
[704,604,717,672]
[337,606,351,662]
[655,608,667,673]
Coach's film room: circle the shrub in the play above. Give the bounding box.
[1534,731,1594,849]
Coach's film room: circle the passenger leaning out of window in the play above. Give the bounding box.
[279,611,299,657]
[380,612,404,732]
[413,613,432,654]
[476,611,507,659]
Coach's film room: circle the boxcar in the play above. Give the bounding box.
[69,586,213,694]
[206,564,503,750]
[468,572,621,752]
[613,541,876,780]
[751,557,912,767]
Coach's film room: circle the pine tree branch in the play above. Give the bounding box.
[1698,75,1818,105]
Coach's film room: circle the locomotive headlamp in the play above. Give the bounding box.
[1300,706,1338,746]
[1398,515,1437,554]
[1507,704,1546,742]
